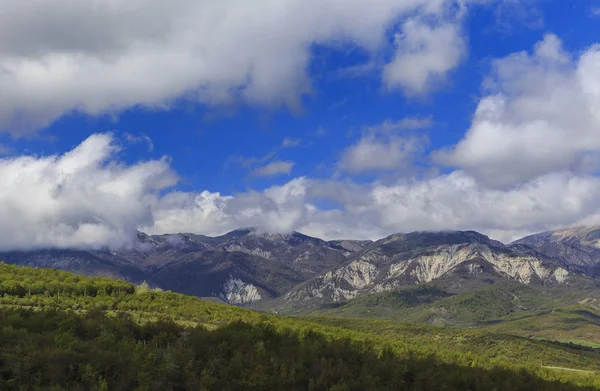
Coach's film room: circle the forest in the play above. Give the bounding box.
[0,263,599,390]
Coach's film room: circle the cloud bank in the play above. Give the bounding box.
[2,133,600,250]
[2,11,600,250]
[0,134,176,250]
[0,0,469,135]
[438,34,600,187]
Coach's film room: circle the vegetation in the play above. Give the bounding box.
[2,308,594,391]
[305,280,600,345]
[0,263,599,389]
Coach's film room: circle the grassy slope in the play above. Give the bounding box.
[304,279,600,346]
[0,263,599,388]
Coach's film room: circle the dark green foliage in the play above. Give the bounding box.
[0,308,593,391]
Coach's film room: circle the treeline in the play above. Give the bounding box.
[0,308,592,391]
[0,263,134,297]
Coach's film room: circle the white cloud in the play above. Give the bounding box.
[147,171,600,243]
[364,117,433,133]
[281,137,302,148]
[314,127,328,137]
[438,34,600,187]
[383,19,466,94]
[252,161,295,177]
[0,0,468,135]
[0,133,177,250]
[339,135,424,173]
[338,116,430,174]
[149,178,310,235]
[124,133,154,151]
[3,133,600,249]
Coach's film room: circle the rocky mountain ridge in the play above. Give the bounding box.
[276,231,571,310]
[1,227,599,307]
[513,226,600,277]
[0,228,353,304]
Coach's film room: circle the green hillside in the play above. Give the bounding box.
[0,263,599,390]
[304,280,600,346]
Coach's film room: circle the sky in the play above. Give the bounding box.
[0,0,600,250]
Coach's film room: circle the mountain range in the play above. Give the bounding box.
[1,226,600,311]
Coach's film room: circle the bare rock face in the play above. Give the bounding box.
[280,231,571,309]
[512,226,600,276]
[217,228,349,277]
[219,276,262,304]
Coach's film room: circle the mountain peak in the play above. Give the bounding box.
[381,230,498,247]
[514,225,600,246]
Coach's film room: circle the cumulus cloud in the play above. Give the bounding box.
[140,33,600,242]
[0,0,468,135]
[0,133,177,250]
[146,171,600,243]
[383,19,466,94]
[339,135,425,173]
[251,161,295,177]
[3,133,600,249]
[337,117,430,174]
[437,34,600,187]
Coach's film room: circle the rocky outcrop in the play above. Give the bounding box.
[513,226,600,271]
[280,231,571,308]
[219,276,262,304]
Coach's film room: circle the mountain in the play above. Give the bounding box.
[275,231,572,311]
[147,250,306,303]
[2,226,600,310]
[0,249,146,282]
[513,226,600,277]
[0,228,352,305]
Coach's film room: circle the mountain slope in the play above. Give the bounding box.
[513,226,600,277]
[0,228,352,305]
[147,250,306,303]
[276,231,572,310]
[303,277,600,333]
[2,227,600,309]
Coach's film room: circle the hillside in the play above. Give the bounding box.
[300,277,600,345]
[3,227,600,357]
[275,231,573,311]
[514,226,600,278]
[4,228,600,311]
[0,228,352,305]
[0,263,599,390]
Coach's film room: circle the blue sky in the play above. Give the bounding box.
[0,0,600,249]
